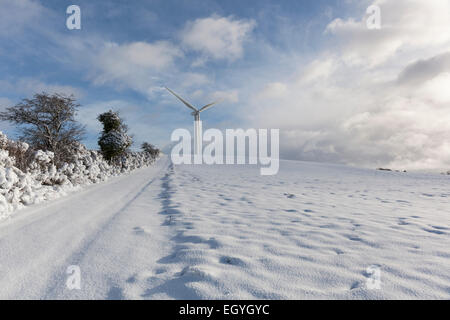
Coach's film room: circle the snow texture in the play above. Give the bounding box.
[0,155,448,299]
[0,131,156,220]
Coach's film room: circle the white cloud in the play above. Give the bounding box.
[397,52,450,86]
[92,41,182,93]
[180,73,211,88]
[0,0,47,36]
[0,78,83,98]
[417,72,450,104]
[246,0,450,170]
[297,58,336,85]
[257,82,288,100]
[95,41,181,83]
[181,15,256,62]
[325,0,450,66]
[100,41,181,71]
[4,0,448,170]
[208,90,239,103]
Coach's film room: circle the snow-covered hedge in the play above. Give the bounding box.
[0,131,156,220]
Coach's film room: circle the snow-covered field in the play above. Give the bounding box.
[0,156,449,299]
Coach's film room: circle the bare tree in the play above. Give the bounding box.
[0,92,85,165]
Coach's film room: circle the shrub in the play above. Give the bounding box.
[97,110,132,161]
[141,142,160,159]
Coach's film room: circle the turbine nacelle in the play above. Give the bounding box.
[165,87,220,119]
[166,87,221,155]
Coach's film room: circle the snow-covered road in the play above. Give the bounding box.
[0,156,449,299]
[0,156,173,299]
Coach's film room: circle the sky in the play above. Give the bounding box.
[0,0,450,170]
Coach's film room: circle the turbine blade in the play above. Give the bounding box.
[199,101,219,112]
[165,87,198,112]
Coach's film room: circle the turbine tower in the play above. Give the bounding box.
[166,87,219,155]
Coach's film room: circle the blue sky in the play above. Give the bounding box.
[0,0,352,146]
[1,0,450,170]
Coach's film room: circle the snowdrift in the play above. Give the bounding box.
[0,131,156,220]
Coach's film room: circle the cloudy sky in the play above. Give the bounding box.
[1,0,450,170]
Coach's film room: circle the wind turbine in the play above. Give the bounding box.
[165,87,219,155]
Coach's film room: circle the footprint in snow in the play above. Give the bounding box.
[155,267,167,275]
[350,281,363,290]
[422,193,434,197]
[162,216,174,226]
[431,225,449,230]
[133,226,150,235]
[106,286,124,300]
[347,235,363,242]
[179,266,208,279]
[422,228,446,235]
[219,256,245,267]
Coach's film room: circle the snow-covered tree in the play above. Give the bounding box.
[97,110,132,161]
[141,142,160,159]
[0,92,85,166]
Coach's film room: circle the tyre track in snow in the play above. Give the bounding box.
[41,156,171,299]
[0,156,171,299]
